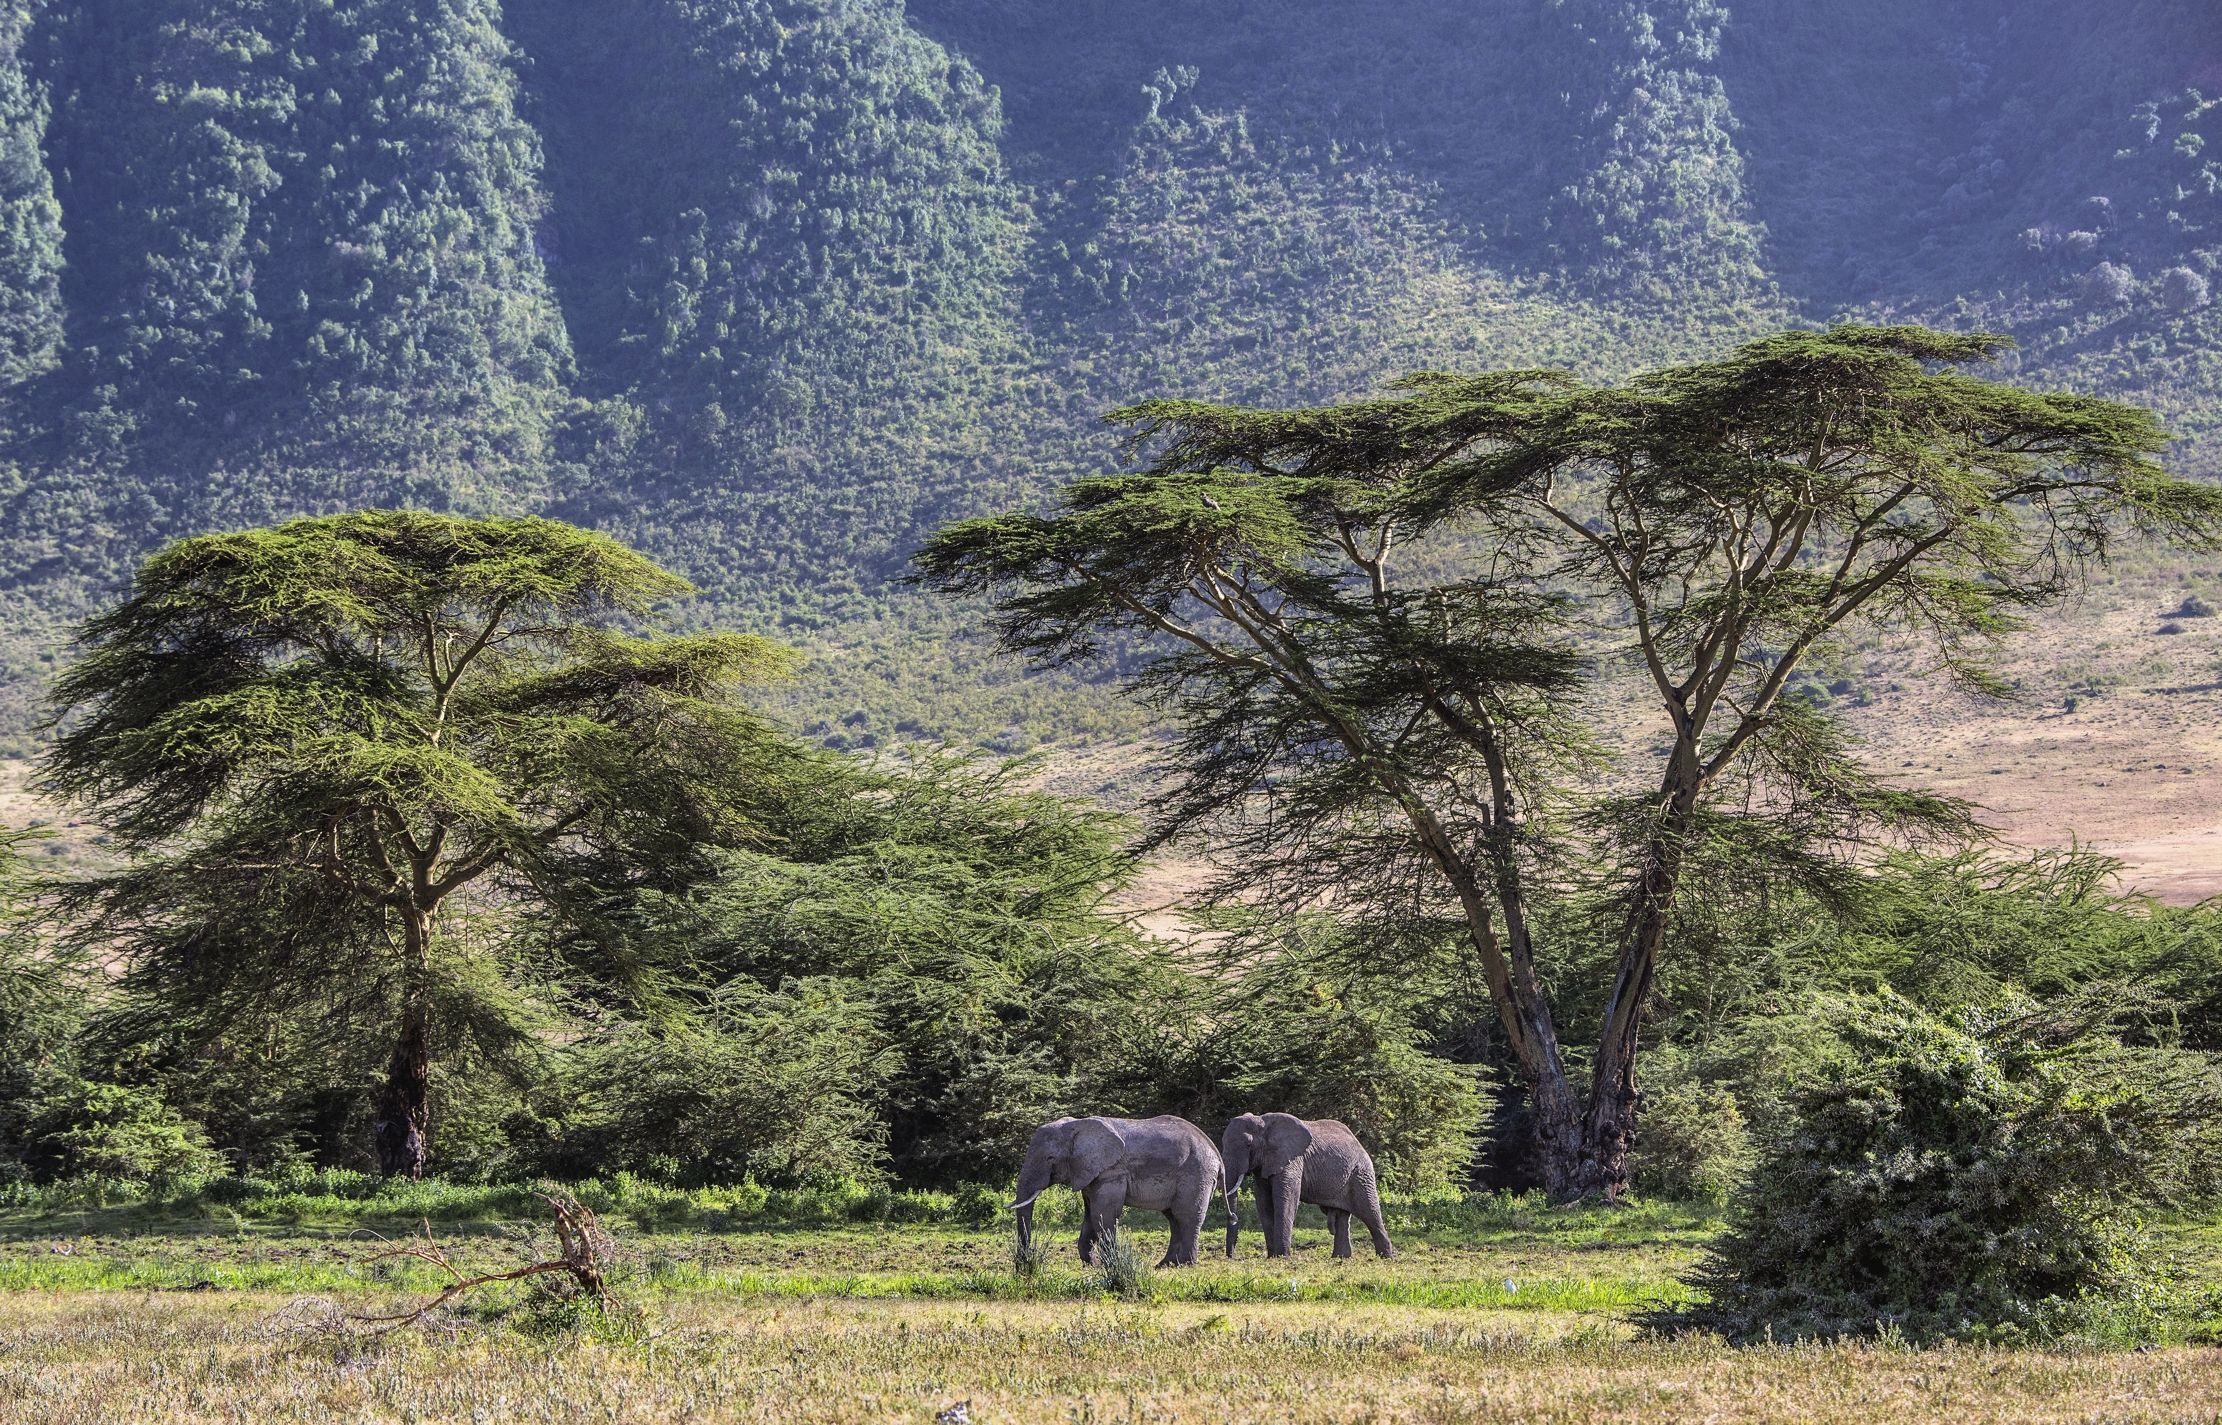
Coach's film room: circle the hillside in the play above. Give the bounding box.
[0,0,2216,782]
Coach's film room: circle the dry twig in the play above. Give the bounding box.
[340,1187,618,1335]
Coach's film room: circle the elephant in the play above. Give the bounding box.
[1220,1112,1395,1260]
[1012,1115,1223,1267]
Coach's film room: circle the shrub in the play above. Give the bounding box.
[550,979,893,1188]
[1651,991,2222,1343]
[39,1081,225,1192]
[954,1181,1000,1229]
[2081,262,2137,306]
[1200,938,1491,1191]
[1630,1077,1753,1204]
[2161,266,2211,312]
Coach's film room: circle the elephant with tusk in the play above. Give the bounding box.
[1012,1115,1222,1267]
[1221,1112,1395,1260]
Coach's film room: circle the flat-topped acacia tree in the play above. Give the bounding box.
[917,325,2222,1199]
[45,512,797,1177]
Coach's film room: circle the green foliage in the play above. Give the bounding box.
[507,0,1031,625]
[1200,942,1490,1193]
[1544,0,1765,293]
[1627,1074,1752,1206]
[551,979,894,1188]
[952,1181,1000,1229]
[34,1080,226,1193]
[1656,991,2222,1343]
[0,0,2213,751]
[43,511,801,1172]
[0,0,61,386]
[1828,849,2222,1044]
[0,825,79,1182]
[617,751,1183,1182]
[32,0,570,458]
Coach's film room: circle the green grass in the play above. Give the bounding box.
[0,1185,1716,1311]
[7,1187,2222,1421]
[5,1182,2215,1320]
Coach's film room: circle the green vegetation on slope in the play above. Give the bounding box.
[0,0,2214,749]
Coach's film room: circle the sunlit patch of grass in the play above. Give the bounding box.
[5,1193,2215,1328]
[0,1187,1720,1302]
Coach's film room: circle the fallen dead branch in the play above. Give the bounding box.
[328,1186,621,1336]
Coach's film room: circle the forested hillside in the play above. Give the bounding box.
[0,0,2216,747]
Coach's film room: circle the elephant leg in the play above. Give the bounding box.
[1255,1175,1282,1257]
[1077,1190,1098,1265]
[1329,1208,1353,1259]
[1166,1169,1215,1267]
[1160,1207,1196,1268]
[1358,1183,1396,1259]
[1087,1179,1127,1259]
[1272,1165,1302,1257]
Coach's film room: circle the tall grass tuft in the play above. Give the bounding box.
[1093,1234,1154,1302]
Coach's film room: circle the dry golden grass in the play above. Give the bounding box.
[4,1292,2220,1424]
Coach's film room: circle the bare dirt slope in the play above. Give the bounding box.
[1849,575,2222,905]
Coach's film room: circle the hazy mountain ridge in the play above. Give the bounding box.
[0,0,2215,749]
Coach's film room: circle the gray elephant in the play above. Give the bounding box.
[1221,1112,1395,1259]
[1012,1115,1222,1267]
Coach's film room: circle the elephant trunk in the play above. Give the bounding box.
[1222,1142,1250,1258]
[1013,1151,1053,1251]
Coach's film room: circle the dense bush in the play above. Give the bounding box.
[2081,262,2138,305]
[27,1080,225,1195]
[612,752,1193,1184]
[1628,1073,1753,1205]
[1196,947,1490,1193]
[1655,991,2222,1343]
[548,980,894,1188]
[2161,266,2212,312]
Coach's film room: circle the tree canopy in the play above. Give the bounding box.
[44,511,798,1175]
[918,323,2222,1197]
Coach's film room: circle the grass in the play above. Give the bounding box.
[7,1293,2222,1423]
[0,1190,1713,1311]
[5,1190,2222,1420]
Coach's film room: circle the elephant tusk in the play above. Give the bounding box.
[1010,1193,1040,1211]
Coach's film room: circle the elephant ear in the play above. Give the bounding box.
[1066,1117,1127,1188]
[1259,1113,1314,1176]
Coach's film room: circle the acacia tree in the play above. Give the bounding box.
[45,512,798,1176]
[917,325,2222,1198]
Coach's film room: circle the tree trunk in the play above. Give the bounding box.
[1560,771,1701,1201]
[1507,995,1595,1201]
[372,1009,430,1178]
[373,908,434,1178]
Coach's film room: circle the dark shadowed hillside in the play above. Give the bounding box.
[0,0,2216,750]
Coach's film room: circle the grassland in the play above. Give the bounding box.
[4,1188,2222,1422]
[16,1292,2222,1425]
